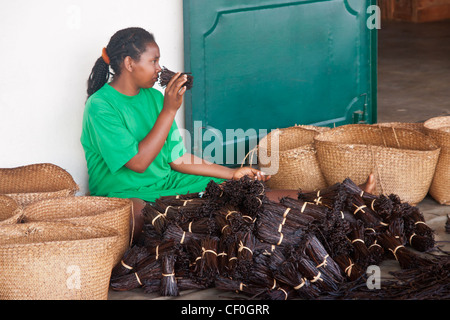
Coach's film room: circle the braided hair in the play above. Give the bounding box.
[87,27,156,97]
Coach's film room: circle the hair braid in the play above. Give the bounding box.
[86,27,155,98]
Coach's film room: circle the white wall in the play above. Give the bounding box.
[0,0,185,195]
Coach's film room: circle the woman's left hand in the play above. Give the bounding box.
[232,167,271,182]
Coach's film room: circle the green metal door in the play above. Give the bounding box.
[183,0,377,166]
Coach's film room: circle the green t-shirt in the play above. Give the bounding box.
[81,84,223,202]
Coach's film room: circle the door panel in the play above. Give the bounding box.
[183,0,377,165]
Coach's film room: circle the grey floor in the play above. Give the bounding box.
[109,20,450,300]
[378,19,450,123]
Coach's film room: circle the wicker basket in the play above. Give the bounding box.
[0,221,118,300]
[0,195,23,225]
[314,124,440,204]
[0,163,79,206]
[424,116,450,205]
[255,125,329,191]
[21,196,132,266]
[375,122,426,134]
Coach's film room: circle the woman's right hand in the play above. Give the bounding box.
[162,72,188,114]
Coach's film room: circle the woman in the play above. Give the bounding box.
[81,27,270,240]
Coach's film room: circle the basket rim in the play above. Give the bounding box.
[0,163,79,194]
[0,221,119,249]
[22,196,132,216]
[257,126,321,153]
[314,124,440,152]
[424,116,450,130]
[0,195,23,224]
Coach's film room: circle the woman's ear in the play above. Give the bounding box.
[123,56,134,72]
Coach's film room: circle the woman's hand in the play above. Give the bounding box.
[162,72,188,114]
[232,167,271,182]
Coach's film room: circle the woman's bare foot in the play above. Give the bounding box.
[359,173,376,194]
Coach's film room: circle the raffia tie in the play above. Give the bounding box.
[202,247,218,257]
[238,241,253,255]
[389,245,405,261]
[121,260,133,270]
[316,255,329,269]
[345,258,355,277]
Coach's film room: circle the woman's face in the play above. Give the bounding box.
[131,42,162,89]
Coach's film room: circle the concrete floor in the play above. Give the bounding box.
[378,20,450,123]
[108,20,450,300]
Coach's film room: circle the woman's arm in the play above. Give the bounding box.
[170,153,270,181]
[125,73,187,173]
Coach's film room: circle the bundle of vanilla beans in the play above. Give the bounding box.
[110,176,448,300]
[158,66,193,90]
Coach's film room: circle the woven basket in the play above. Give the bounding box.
[21,196,132,266]
[424,116,450,205]
[0,163,79,206]
[0,195,23,225]
[314,124,440,204]
[255,125,329,191]
[375,122,426,134]
[0,221,118,300]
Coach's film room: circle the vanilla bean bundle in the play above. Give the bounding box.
[163,222,204,245]
[160,254,179,296]
[334,255,365,281]
[158,66,193,90]
[272,257,319,299]
[111,245,152,279]
[110,258,161,291]
[266,201,315,228]
[110,176,447,300]
[301,234,344,283]
[377,232,433,269]
[279,197,328,222]
[142,204,168,235]
[255,211,304,248]
[349,220,371,266]
[346,194,384,228]
[215,277,265,297]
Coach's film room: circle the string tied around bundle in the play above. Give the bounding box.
[389,245,405,261]
[238,241,253,255]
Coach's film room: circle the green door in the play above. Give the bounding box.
[183,0,378,166]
